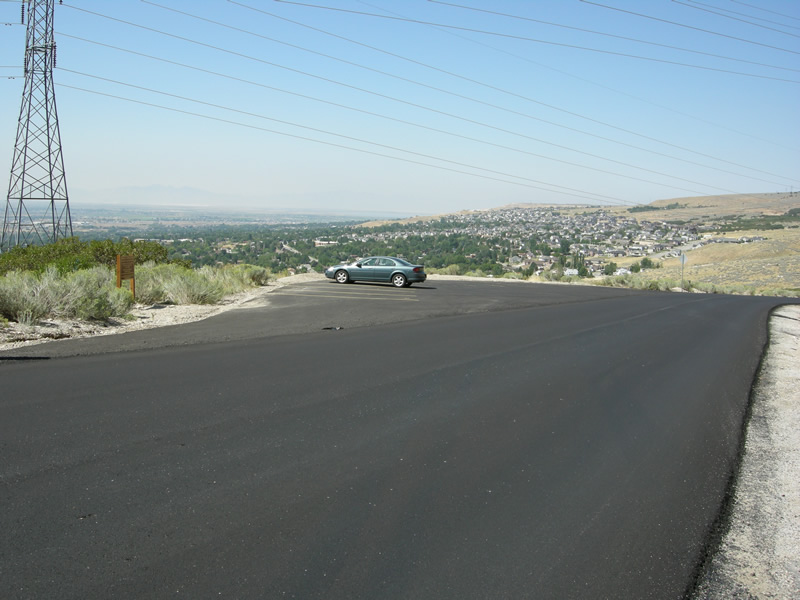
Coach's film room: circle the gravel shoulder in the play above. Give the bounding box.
[692,304,800,598]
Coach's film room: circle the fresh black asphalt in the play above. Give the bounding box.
[1,280,796,598]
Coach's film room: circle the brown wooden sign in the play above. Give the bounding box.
[116,254,135,298]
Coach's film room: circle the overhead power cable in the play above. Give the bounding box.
[232,0,799,183]
[673,0,800,37]
[61,5,766,194]
[579,0,800,55]
[271,0,800,82]
[358,0,800,156]
[429,0,800,71]
[54,3,797,202]
[59,68,644,204]
[145,1,792,188]
[729,0,800,23]
[59,68,725,199]
[59,31,792,192]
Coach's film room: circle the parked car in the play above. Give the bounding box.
[325,256,426,287]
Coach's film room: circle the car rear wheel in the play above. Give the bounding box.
[335,270,350,284]
[392,273,407,288]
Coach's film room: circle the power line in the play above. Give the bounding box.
[59,31,793,194]
[48,3,797,204]
[360,0,800,155]
[673,0,800,36]
[61,67,731,199]
[72,2,800,180]
[429,0,800,71]
[729,0,800,23]
[55,80,633,205]
[579,0,800,55]
[271,0,800,81]
[231,0,799,183]
[90,3,774,194]
[60,2,799,194]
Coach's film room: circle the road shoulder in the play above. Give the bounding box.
[693,305,800,598]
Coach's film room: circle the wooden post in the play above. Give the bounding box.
[116,254,136,299]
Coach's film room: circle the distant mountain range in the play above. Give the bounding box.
[70,185,420,220]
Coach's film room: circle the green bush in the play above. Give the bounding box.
[0,237,173,276]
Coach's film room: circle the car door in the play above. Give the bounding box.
[356,257,379,281]
[374,257,397,282]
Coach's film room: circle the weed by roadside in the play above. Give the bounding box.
[592,274,798,296]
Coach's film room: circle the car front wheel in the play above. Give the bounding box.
[392,273,407,288]
[335,270,350,284]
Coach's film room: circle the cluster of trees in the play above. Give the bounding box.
[62,218,666,280]
[0,237,180,276]
[628,202,683,213]
[716,210,800,232]
[631,257,660,272]
[135,223,553,277]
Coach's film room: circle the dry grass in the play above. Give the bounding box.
[634,228,800,293]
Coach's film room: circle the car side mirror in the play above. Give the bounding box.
[356,263,363,267]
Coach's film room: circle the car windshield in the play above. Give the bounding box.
[393,258,412,266]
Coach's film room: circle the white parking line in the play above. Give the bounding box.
[276,291,419,302]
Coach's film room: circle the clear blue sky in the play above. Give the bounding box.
[1,0,799,216]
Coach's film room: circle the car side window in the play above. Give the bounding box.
[379,258,394,266]
[361,258,377,266]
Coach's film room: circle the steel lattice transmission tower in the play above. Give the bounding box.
[1,0,72,252]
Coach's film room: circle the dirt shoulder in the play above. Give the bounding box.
[693,305,800,598]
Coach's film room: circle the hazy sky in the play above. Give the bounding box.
[1,0,799,216]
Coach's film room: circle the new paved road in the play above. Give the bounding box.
[1,281,796,598]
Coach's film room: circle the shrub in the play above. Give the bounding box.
[198,264,271,294]
[135,263,224,305]
[89,238,169,267]
[0,237,174,276]
[427,264,464,276]
[0,266,134,323]
[54,267,134,320]
[164,270,224,305]
[0,269,55,323]
[0,258,273,325]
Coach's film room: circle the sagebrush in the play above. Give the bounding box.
[0,263,272,324]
